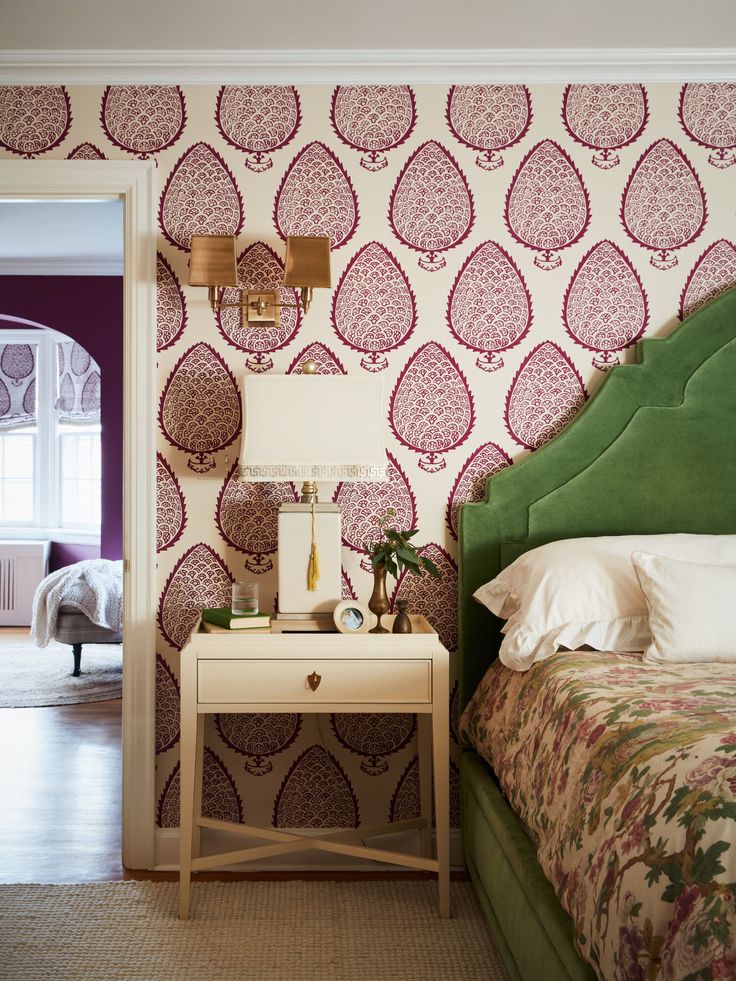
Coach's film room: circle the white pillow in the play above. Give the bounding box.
[632,551,736,663]
[473,534,736,671]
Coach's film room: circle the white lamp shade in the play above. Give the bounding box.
[238,375,387,482]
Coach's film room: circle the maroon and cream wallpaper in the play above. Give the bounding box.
[2,83,735,834]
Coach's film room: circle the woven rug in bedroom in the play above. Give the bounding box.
[0,639,122,707]
[0,880,510,981]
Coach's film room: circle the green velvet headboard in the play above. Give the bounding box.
[458,287,736,708]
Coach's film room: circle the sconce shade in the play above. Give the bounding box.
[282,236,331,289]
[238,375,386,483]
[188,234,238,287]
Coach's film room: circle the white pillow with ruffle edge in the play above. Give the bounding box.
[473,534,736,672]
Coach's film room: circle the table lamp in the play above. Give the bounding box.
[238,365,387,623]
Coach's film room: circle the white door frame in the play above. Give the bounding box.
[0,160,157,869]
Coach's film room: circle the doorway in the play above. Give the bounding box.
[0,160,157,870]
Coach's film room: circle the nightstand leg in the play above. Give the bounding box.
[432,665,450,918]
[417,713,432,858]
[179,656,197,920]
[192,716,205,860]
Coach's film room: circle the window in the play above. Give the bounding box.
[0,430,35,523]
[0,329,101,541]
[59,424,102,530]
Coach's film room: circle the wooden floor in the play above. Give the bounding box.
[0,697,123,883]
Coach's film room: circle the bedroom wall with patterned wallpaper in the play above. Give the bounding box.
[2,82,734,833]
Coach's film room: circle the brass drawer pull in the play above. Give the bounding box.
[307,671,321,691]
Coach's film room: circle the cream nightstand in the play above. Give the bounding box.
[178,615,450,919]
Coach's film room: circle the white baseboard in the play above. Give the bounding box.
[155,827,464,872]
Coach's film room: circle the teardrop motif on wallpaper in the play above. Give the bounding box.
[159,142,244,252]
[561,84,649,169]
[0,86,72,157]
[341,569,358,601]
[679,239,736,321]
[159,342,241,473]
[157,750,243,828]
[388,756,419,823]
[273,141,359,249]
[390,543,458,652]
[447,241,532,372]
[155,653,180,754]
[445,85,532,170]
[388,756,460,828]
[333,452,417,570]
[445,442,512,541]
[156,253,187,353]
[215,713,302,776]
[217,242,301,370]
[389,141,475,271]
[330,714,415,776]
[505,140,590,270]
[1,344,34,383]
[330,85,417,171]
[156,452,187,553]
[621,139,707,270]
[101,86,187,159]
[216,85,301,172]
[450,681,459,746]
[678,83,736,169]
[273,745,360,829]
[158,543,233,651]
[389,342,474,473]
[66,143,106,160]
[287,343,347,375]
[331,242,416,372]
[505,342,587,450]
[215,462,298,572]
[563,241,649,371]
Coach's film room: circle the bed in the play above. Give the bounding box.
[457,287,736,981]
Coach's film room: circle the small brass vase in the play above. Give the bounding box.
[392,599,412,634]
[368,562,390,634]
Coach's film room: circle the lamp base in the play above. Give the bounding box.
[277,503,342,617]
[272,613,337,633]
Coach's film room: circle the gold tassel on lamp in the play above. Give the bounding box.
[307,496,320,591]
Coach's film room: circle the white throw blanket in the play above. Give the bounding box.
[31,559,123,648]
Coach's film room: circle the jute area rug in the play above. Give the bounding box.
[0,640,122,708]
[0,880,511,981]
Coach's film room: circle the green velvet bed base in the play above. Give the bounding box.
[457,288,736,980]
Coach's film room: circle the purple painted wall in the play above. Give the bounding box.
[49,541,101,573]
[0,276,123,561]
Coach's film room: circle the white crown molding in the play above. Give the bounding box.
[0,48,735,84]
[0,255,123,275]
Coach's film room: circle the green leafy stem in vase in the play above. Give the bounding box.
[366,509,442,581]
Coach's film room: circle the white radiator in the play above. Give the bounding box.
[0,541,50,626]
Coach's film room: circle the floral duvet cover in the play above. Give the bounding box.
[460,651,736,980]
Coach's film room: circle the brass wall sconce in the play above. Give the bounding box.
[188,234,331,322]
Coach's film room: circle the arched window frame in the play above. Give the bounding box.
[0,326,100,543]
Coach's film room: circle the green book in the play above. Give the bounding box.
[201,607,271,630]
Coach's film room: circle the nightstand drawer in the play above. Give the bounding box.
[198,658,431,704]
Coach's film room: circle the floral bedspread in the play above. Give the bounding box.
[460,651,736,980]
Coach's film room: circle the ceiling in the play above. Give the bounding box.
[0,201,123,275]
[2,0,734,51]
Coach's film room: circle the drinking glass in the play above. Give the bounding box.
[231,582,258,616]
